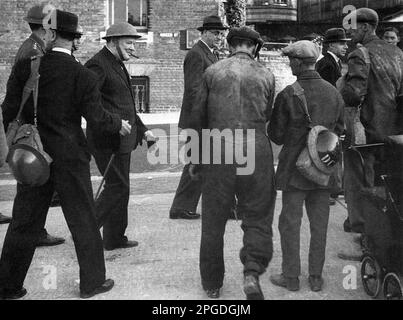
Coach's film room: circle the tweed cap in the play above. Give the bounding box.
[355,8,379,26]
[227,26,263,45]
[282,40,320,62]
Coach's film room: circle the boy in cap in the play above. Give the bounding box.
[190,26,276,300]
[268,40,344,292]
[0,2,65,246]
[0,9,131,299]
[338,8,403,261]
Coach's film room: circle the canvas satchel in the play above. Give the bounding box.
[292,81,331,187]
[6,56,53,165]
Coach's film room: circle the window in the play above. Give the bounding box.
[131,76,149,113]
[107,0,148,31]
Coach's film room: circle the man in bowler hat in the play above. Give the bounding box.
[0,9,131,299]
[316,28,349,87]
[169,15,228,220]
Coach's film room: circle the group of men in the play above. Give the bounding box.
[0,4,155,299]
[0,3,402,301]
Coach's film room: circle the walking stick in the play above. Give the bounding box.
[94,153,115,201]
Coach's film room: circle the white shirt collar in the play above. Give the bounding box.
[327,50,340,63]
[200,40,214,53]
[52,47,72,55]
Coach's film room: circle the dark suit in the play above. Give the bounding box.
[85,47,147,247]
[0,50,121,293]
[316,52,342,87]
[171,40,218,214]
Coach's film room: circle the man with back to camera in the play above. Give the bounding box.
[0,9,131,299]
[189,26,276,300]
[0,2,64,246]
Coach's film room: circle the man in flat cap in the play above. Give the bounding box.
[268,40,344,292]
[1,9,131,299]
[190,26,276,300]
[338,8,403,261]
[169,15,228,220]
[0,2,65,247]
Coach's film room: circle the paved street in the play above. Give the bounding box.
[0,170,370,300]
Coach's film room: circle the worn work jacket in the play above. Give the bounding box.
[340,35,403,143]
[268,70,345,191]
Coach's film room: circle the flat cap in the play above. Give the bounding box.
[355,8,379,26]
[282,40,320,62]
[227,26,263,45]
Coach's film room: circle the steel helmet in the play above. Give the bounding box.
[7,144,51,187]
[308,125,341,174]
[102,22,142,40]
[24,3,55,24]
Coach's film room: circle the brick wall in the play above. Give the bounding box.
[0,0,294,113]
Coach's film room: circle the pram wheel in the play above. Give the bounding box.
[383,273,402,300]
[361,255,383,298]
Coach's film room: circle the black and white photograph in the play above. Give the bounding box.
[0,0,403,305]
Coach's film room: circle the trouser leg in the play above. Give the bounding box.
[238,143,276,276]
[305,190,330,276]
[200,165,234,290]
[279,190,306,278]
[0,180,53,290]
[53,161,106,293]
[170,163,202,212]
[93,152,131,246]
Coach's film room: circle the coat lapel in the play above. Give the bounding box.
[197,40,217,64]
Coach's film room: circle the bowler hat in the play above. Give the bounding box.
[323,28,350,43]
[227,26,263,45]
[355,8,379,26]
[197,15,228,31]
[45,9,79,35]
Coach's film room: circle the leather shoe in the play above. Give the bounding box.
[308,275,323,292]
[270,273,300,291]
[37,233,65,247]
[104,240,139,251]
[337,251,363,262]
[169,209,200,220]
[205,288,220,299]
[0,287,27,300]
[243,274,264,300]
[80,279,114,299]
[0,213,12,224]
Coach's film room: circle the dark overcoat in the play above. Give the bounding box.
[84,47,148,153]
[178,40,218,129]
[316,52,341,87]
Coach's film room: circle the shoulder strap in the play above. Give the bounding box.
[291,81,312,125]
[14,56,41,123]
[356,46,370,110]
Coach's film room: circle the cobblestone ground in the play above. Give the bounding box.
[0,173,370,300]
